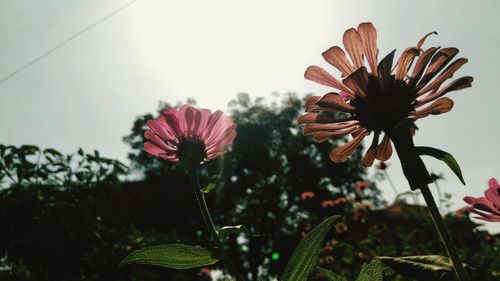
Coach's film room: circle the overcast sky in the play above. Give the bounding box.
[1,0,499,233]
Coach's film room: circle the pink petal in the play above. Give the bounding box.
[417,47,459,88]
[312,126,359,143]
[195,109,212,138]
[302,121,359,136]
[317,93,355,112]
[304,66,355,95]
[322,46,355,77]
[177,104,192,136]
[358,23,379,76]
[465,196,500,215]
[418,58,469,96]
[202,110,224,140]
[329,130,367,162]
[416,76,473,106]
[362,147,376,168]
[147,117,176,141]
[163,108,182,136]
[411,97,454,119]
[144,131,177,152]
[343,28,364,69]
[298,113,353,124]
[375,134,393,161]
[395,47,420,80]
[409,47,439,85]
[416,31,437,50]
[489,178,500,189]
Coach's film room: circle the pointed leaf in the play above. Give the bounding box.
[119,244,218,270]
[378,255,472,281]
[316,267,347,281]
[356,259,384,281]
[416,146,465,185]
[218,225,249,239]
[279,215,340,281]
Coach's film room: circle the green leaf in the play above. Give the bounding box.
[316,267,346,281]
[416,146,465,185]
[378,255,472,281]
[218,225,249,239]
[200,174,220,193]
[119,244,219,270]
[279,215,340,281]
[356,259,384,281]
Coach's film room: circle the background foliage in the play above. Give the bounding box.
[1,94,498,281]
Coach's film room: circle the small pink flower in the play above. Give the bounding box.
[463,178,500,222]
[321,200,335,208]
[333,197,348,205]
[300,191,315,200]
[354,181,369,191]
[144,104,236,166]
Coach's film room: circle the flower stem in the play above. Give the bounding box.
[387,125,469,281]
[420,184,469,281]
[187,168,245,281]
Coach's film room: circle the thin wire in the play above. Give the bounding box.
[0,0,137,85]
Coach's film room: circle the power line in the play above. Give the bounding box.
[0,0,137,85]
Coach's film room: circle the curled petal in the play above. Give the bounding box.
[329,130,368,162]
[489,178,500,189]
[464,196,500,215]
[305,66,355,95]
[410,47,439,85]
[358,22,379,75]
[147,117,176,141]
[377,50,396,80]
[416,76,473,106]
[418,47,459,87]
[322,46,355,77]
[317,93,355,112]
[343,28,364,69]
[416,31,437,50]
[395,48,420,80]
[412,97,454,119]
[418,58,469,96]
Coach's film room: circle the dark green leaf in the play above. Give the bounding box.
[378,255,471,281]
[119,244,218,270]
[279,215,340,281]
[316,267,346,281]
[218,225,249,239]
[416,146,465,185]
[356,259,384,281]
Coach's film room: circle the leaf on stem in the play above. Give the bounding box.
[415,146,465,185]
[119,244,218,270]
[356,259,384,281]
[279,215,340,281]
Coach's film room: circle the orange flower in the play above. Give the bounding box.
[299,23,472,167]
[354,181,369,191]
[300,191,315,200]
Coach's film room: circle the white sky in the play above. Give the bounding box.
[1,0,499,233]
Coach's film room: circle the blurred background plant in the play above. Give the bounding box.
[1,94,499,281]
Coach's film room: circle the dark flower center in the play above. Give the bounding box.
[177,139,207,167]
[350,74,417,132]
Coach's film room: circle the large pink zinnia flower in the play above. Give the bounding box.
[299,22,472,167]
[144,104,236,166]
[463,178,500,222]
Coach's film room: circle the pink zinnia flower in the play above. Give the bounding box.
[299,22,472,167]
[144,104,237,166]
[463,178,500,222]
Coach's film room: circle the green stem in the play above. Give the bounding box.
[387,126,469,281]
[187,168,245,281]
[420,184,469,281]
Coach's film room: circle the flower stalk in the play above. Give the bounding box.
[387,125,469,281]
[187,167,245,281]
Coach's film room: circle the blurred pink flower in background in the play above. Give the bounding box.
[298,22,472,167]
[144,104,236,165]
[300,191,315,200]
[354,181,369,191]
[463,178,500,222]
